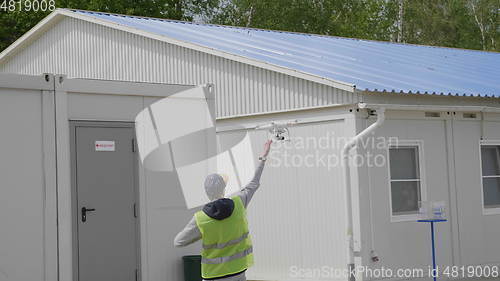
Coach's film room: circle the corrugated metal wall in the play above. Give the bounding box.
[0,17,358,118]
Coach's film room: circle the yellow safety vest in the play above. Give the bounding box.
[194,196,254,279]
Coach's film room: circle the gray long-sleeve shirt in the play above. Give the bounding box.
[174,160,266,247]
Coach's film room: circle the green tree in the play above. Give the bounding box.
[400,0,498,51]
[0,6,48,52]
[466,0,498,50]
[212,0,499,51]
[213,0,397,41]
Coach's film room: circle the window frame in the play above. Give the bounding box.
[479,140,500,215]
[387,140,427,222]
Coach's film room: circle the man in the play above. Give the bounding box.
[174,140,273,281]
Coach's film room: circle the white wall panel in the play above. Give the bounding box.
[0,17,359,118]
[67,93,143,121]
[358,117,454,279]
[0,88,52,281]
[218,119,349,280]
[452,119,500,266]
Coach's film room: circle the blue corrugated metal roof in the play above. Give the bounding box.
[72,10,500,97]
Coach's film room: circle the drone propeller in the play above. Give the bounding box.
[255,120,298,141]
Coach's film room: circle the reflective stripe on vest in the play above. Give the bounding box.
[195,196,254,279]
[201,246,253,264]
[202,232,249,250]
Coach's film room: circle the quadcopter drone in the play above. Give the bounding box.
[254,120,298,141]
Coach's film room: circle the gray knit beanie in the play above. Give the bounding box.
[204,173,227,201]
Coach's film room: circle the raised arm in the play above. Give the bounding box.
[233,140,272,208]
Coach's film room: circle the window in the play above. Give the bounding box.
[389,145,422,216]
[480,145,500,209]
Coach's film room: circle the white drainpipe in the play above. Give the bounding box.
[342,107,385,280]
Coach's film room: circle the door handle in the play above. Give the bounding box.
[81,207,96,222]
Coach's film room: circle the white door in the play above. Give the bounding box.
[72,122,139,281]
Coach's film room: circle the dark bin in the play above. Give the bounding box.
[183,255,202,281]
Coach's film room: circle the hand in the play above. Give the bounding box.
[261,139,272,158]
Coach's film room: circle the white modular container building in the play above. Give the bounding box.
[1,8,500,281]
[0,74,199,281]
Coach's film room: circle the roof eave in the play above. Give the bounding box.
[358,89,500,99]
[358,103,500,113]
